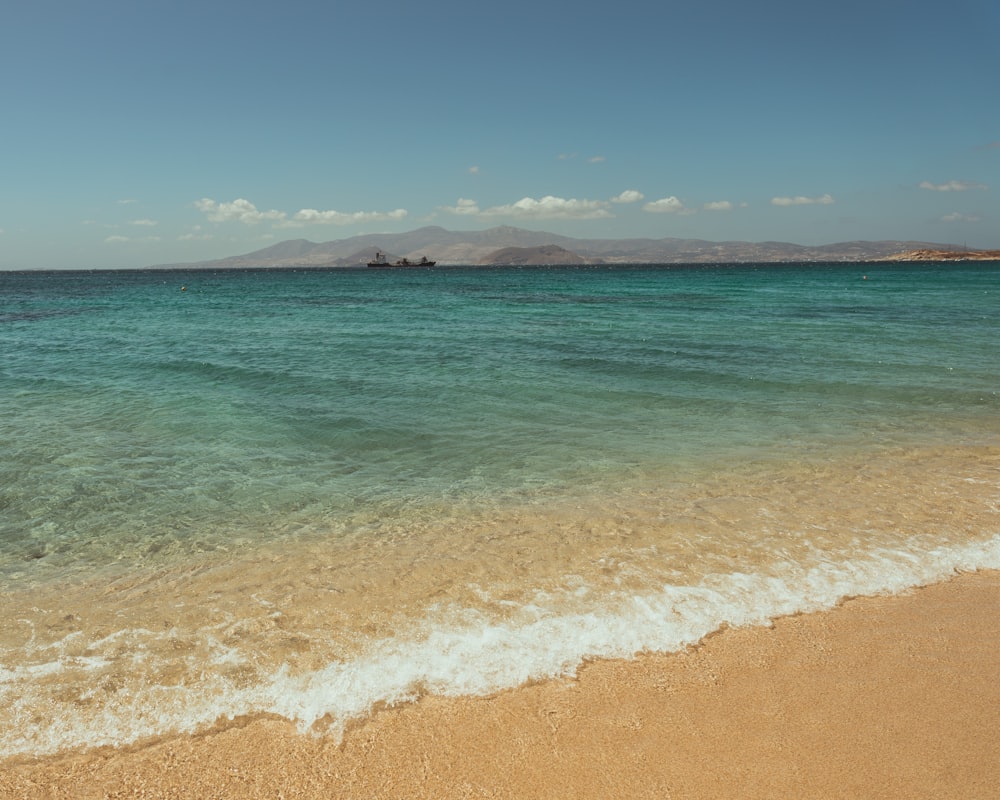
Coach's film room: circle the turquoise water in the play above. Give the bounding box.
[2,262,999,758]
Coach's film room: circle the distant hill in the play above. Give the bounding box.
[479,245,591,266]
[150,226,970,269]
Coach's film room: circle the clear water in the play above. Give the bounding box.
[2,262,998,758]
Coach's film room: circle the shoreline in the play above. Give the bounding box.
[3,569,998,799]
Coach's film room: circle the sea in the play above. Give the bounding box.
[2,261,998,760]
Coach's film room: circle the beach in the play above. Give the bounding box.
[3,568,997,799]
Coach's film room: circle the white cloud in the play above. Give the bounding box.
[195,198,287,224]
[195,197,408,227]
[919,180,987,192]
[117,198,137,205]
[443,195,613,220]
[105,235,161,243]
[611,189,645,204]
[557,153,603,163]
[493,196,612,219]
[468,165,480,174]
[130,218,158,227]
[703,200,734,211]
[770,194,835,206]
[941,212,982,222]
[442,198,481,215]
[285,208,408,227]
[643,196,687,214]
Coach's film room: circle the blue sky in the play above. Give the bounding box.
[2,0,997,269]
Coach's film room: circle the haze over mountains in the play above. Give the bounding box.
[154,226,965,269]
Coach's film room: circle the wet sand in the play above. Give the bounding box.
[3,569,998,799]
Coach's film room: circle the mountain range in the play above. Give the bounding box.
[153,226,969,269]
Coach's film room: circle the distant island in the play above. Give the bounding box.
[150,226,999,270]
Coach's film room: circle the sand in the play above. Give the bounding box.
[2,569,998,799]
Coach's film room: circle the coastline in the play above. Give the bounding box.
[877,248,1000,262]
[4,569,998,799]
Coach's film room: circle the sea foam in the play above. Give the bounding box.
[3,534,998,760]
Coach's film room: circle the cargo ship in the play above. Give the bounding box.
[366,251,436,268]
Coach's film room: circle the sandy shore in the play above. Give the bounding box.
[3,569,998,799]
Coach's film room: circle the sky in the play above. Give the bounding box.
[1,0,998,269]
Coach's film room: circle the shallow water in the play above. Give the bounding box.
[1,262,998,758]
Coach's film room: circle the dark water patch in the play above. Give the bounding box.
[0,306,101,324]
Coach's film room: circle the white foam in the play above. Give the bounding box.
[3,534,999,759]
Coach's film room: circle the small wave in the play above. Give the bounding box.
[3,534,998,760]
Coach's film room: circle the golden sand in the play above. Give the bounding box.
[3,569,998,799]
